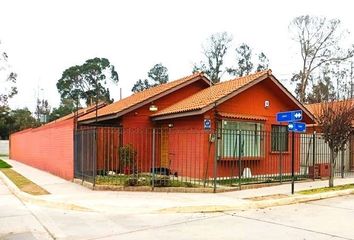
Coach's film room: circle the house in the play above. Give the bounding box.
[305,99,354,173]
[76,70,315,181]
[150,70,315,178]
[10,69,317,184]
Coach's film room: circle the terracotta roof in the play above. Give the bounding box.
[217,112,268,121]
[45,102,107,126]
[79,72,208,122]
[152,70,271,118]
[305,99,354,115]
[305,99,354,125]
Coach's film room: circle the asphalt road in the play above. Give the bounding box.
[1,180,354,240]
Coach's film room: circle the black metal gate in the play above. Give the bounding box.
[74,128,97,184]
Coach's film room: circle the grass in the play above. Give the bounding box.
[95,174,200,188]
[298,184,354,195]
[0,159,49,195]
[0,159,12,168]
[216,175,309,186]
[0,154,9,157]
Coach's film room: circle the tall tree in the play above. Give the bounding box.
[0,107,37,139]
[228,43,270,77]
[35,99,50,123]
[307,64,336,103]
[132,63,169,93]
[57,58,118,106]
[0,42,17,106]
[257,52,270,71]
[48,98,76,122]
[193,32,232,83]
[289,15,354,103]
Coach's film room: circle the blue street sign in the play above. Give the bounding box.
[276,110,303,122]
[288,122,306,133]
[204,119,211,130]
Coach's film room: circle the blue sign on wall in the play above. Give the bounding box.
[204,119,211,130]
[288,122,306,133]
[276,110,303,122]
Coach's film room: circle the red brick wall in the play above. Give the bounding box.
[9,119,74,180]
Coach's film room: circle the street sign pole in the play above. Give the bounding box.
[276,109,305,195]
[291,131,295,194]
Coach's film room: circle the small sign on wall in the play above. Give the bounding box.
[204,119,211,130]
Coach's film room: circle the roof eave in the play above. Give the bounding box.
[79,75,211,124]
[152,73,270,120]
[268,75,316,123]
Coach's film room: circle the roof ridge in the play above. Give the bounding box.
[152,70,272,118]
[79,71,207,122]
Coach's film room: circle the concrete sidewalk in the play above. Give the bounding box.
[2,158,354,214]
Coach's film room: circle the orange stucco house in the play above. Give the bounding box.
[78,70,315,180]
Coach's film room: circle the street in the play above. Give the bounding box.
[1,179,354,240]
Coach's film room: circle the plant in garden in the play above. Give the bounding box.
[119,144,137,175]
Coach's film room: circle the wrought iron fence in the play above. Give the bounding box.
[74,127,354,191]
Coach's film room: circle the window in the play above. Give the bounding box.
[218,120,264,159]
[271,125,288,152]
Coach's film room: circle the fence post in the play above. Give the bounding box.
[213,130,218,193]
[341,149,345,178]
[279,129,283,183]
[312,132,316,181]
[93,128,97,189]
[81,131,84,183]
[152,128,156,191]
[238,130,242,190]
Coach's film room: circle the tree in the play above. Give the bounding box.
[257,52,270,71]
[9,108,38,132]
[0,105,11,139]
[132,63,169,93]
[228,43,270,77]
[315,100,354,187]
[0,107,37,139]
[48,98,76,122]
[307,64,336,103]
[57,58,118,106]
[0,42,17,106]
[193,32,232,83]
[289,15,354,103]
[35,99,50,123]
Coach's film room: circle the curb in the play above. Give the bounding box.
[0,170,91,212]
[159,188,354,213]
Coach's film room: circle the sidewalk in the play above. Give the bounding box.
[2,158,354,214]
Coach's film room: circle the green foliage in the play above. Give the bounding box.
[298,184,354,195]
[257,52,270,72]
[35,99,50,123]
[0,159,12,168]
[0,107,38,139]
[307,65,336,103]
[228,43,269,77]
[194,32,233,83]
[119,144,137,170]
[57,57,118,106]
[132,63,169,93]
[0,42,17,106]
[48,98,76,122]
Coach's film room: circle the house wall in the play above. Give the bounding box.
[93,80,210,174]
[158,78,308,178]
[9,119,74,180]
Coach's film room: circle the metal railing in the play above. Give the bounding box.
[74,127,354,191]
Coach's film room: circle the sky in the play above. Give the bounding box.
[1,0,354,112]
